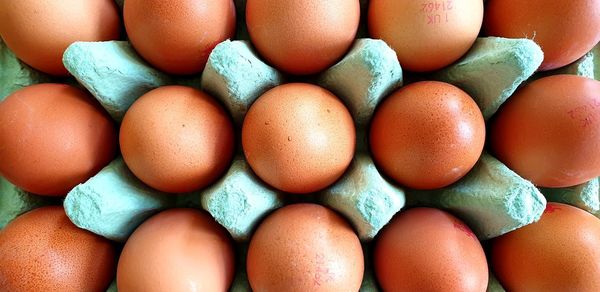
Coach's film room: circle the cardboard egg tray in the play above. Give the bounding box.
[1,0,600,291]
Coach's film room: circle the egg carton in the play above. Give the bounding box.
[2,0,600,291]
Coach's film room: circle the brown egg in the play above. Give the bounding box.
[490,75,600,187]
[241,83,355,194]
[0,206,116,291]
[374,208,488,291]
[492,203,600,290]
[117,208,235,292]
[246,0,360,75]
[120,85,234,193]
[0,0,120,76]
[0,84,117,196]
[369,81,485,190]
[124,0,236,74]
[369,0,483,72]
[485,0,600,71]
[247,204,364,291]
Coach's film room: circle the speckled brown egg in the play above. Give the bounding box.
[0,84,117,196]
[0,0,120,75]
[374,208,488,291]
[492,203,600,291]
[246,0,360,75]
[0,206,116,291]
[247,204,364,292]
[369,0,483,72]
[124,0,236,74]
[490,75,600,187]
[369,81,485,190]
[484,0,600,71]
[242,83,355,194]
[117,209,235,292]
[120,85,235,193]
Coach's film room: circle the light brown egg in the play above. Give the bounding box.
[241,83,355,194]
[124,0,236,74]
[484,0,600,71]
[247,204,364,292]
[0,84,117,196]
[246,0,360,75]
[369,81,485,190]
[369,0,483,72]
[0,0,120,76]
[492,203,600,291]
[0,206,116,291]
[117,208,236,292]
[490,75,600,187]
[120,85,235,193]
[374,208,488,291]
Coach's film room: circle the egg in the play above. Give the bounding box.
[246,0,360,75]
[247,204,364,291]
[0,84,117,196]
[490,75,600,187]
[242,83,355,194]
[484,0,600,71]
[492,203,600,290]
[368,0,483,72]
[0,0,120,76]
[0,206,116,291]
[369,81,485,190]
[117,209,235,292]
[124,0,236,74]
[120,85,235,193]
[374,208,488,291]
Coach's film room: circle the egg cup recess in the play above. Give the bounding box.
[2,0,600,291]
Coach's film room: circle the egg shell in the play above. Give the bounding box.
[492,202,600,291]
[242,83,356,194]
[374,207,489,291]
[0,0,121,76]
[124,0,236,74]
[484,0,600,71]
[369,81,486,190]
[0,206,116,291]
[0,83,118,196]
[117,208,236,292]
[120,85,235,193]
[246,0,360,75]
[490,75,600,187]
[368,0,483,72]
[247,203,364,292]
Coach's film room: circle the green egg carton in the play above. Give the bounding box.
[2,1,600,291]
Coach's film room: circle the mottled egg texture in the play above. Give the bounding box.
[242,83,355,194]
[369,0,483,72]
[0,206,116,292]
[369,81,485,190]
[490,75,600,187]
[492,203,600,291]
[0,0,120,75]
[246,0,360,75]
[485,0,600,71]
[120,86,235,193]
[0,84,117,196]
[247,204,364,292]
[374,208,488,292]
[117,209,236,292]
[124,0,236,74]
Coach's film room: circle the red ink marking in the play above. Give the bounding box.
[421,1,452,24]
[567,99,600,128]
[313,253,335,286]
[453,221,477,240]
[544,204,562,214]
